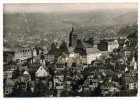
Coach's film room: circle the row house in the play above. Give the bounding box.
[101,81,120,96]
[53,72,64,87]
[64,75,72,91]
[123,76,137,90]
[4,78,14,96]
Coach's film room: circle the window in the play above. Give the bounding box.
[6,91,9,94]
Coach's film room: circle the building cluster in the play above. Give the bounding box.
[3,26,138,97]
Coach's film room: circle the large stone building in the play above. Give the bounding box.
[14,47,37,62]
[86,48,102,64]
[74,39,102,64]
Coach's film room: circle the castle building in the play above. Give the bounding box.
[69,27,77,48]
[14,47,37,62]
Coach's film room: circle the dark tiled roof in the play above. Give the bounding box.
[76,39,93,49]
[28,62,41,68]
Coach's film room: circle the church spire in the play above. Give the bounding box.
[72,27,73,32]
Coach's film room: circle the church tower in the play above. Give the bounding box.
[69,27,77,48]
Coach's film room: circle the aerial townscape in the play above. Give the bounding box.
[3,25,138,97]
[3,4,138,97]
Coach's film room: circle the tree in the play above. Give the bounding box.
[10,82,27,97]
[34,80,49,97]
[91,84,102,96]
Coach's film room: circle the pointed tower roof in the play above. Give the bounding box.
[134,61,137,70]
[125,66,128,72]
[70,27,77,36]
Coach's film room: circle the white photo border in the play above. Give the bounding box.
[0,0,139,100]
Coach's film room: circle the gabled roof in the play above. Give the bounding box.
[35,66,48,77]
[76,39,93,49]
[22,70,29,75]
[82,41,93,48]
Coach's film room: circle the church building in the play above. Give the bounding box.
[69,27,77,48]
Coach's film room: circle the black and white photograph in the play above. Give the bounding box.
[3,3,138,97]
